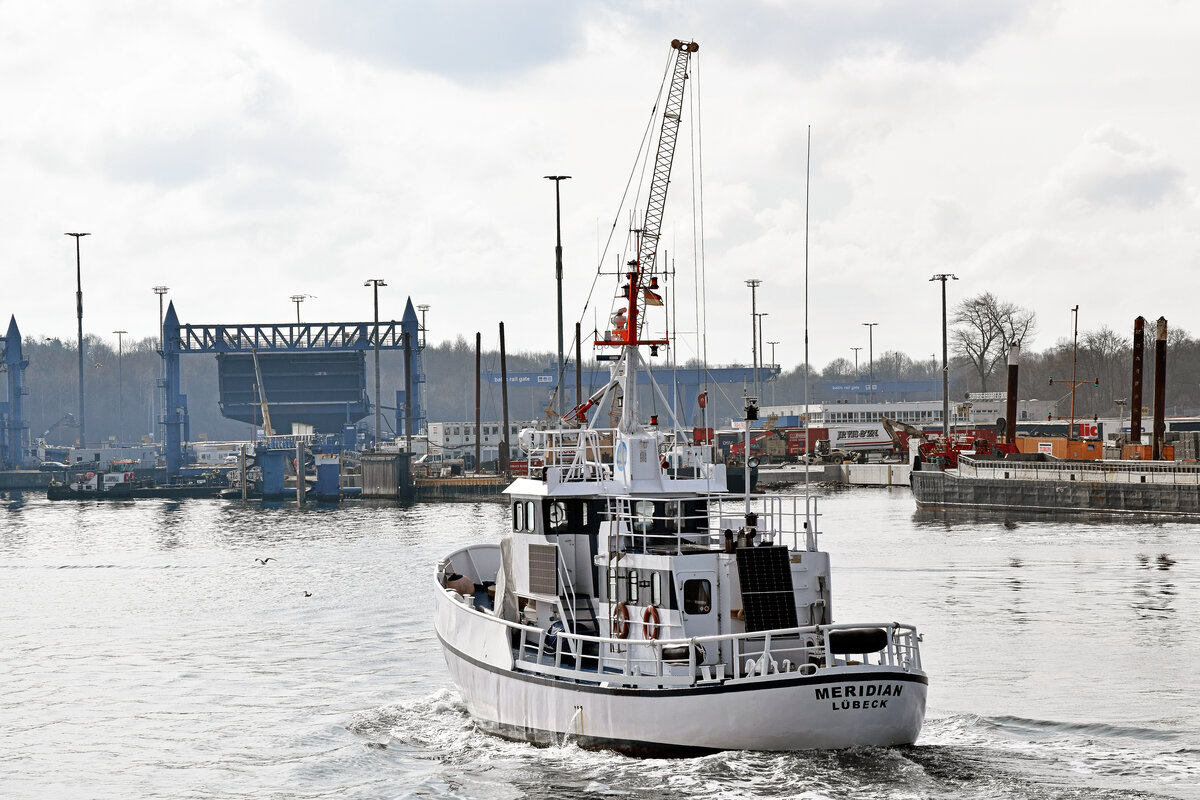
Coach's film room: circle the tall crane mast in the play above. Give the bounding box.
[601,38,698,348]
[639,39,698,281]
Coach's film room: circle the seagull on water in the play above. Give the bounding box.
[255,557,275,564]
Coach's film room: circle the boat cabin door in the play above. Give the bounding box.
[675,571,719,642]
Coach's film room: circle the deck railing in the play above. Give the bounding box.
[496,614,921,689]
[607,493,822,554]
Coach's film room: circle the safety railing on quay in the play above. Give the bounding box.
[959,455,1200,485]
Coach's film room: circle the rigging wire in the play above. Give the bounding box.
[692,53,710,421]
[574,49,675,338]
[804,125,812,498]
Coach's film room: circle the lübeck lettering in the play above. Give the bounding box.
[815,683,902,710]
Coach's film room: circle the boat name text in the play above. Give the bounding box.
[815,683,903,711]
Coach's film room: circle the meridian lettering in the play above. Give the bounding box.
[814,683,903,708]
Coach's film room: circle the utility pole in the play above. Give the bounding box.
[364,279,387,448]
[545,175,571,417]
[930,274,958,436]
[862,322,878,405]
[113,330,127,443]
[745,279,761,399]
[767,340,779,405]
[291,294,314,324]
[66,232,90,448]
[756,312,769,388]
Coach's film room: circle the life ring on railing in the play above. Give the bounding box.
[611,602,630,639]
[642,605,661,640]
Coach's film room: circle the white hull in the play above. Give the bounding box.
[435,591,927,754]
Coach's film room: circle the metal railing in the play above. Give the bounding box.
[605,493,823,554]
[959,454,1200,485]
[496,614,921,689]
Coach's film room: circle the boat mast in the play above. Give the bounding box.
[591,39,697,428]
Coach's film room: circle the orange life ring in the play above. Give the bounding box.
[642,605,661,640]
[611,602,630,639]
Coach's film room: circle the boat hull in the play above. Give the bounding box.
[435,595,926,754]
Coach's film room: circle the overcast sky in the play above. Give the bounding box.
[4,0,1198,372]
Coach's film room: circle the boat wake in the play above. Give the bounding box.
[347,697,1197,799]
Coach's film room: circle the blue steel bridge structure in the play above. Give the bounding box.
[1,316,30,470]
[161,298,426,478]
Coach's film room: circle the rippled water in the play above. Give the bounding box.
[2,488,1198,799]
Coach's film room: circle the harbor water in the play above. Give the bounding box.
[2,488,1198,799]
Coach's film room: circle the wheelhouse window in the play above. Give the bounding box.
[683,579,712,615]
[632,500,654,534]
[627,570,640,605]
[651,572,662,606]
[513,502,524,531]
[524,500,536,532]
[548,501,568,533]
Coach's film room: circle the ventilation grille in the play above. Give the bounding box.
[735,546,798,632]
[528,543,559,596]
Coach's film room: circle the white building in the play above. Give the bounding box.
[428,421,525,462]
[759,395,1057,428]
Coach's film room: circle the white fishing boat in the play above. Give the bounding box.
[433,37,926,755]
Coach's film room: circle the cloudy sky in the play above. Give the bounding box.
[3,0,1198,371]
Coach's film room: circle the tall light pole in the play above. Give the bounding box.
[930,274,958,435]
[545,175,571,416]
[851,346,863,378]
[113,330,127,443]
[152,286,169,350]
[417,303,430,347]
[756,312,769,388]
[745,279,762,400]
[862,322,878,406]
[767,340,779,405]
[66,232,90,448]
[290,293,314,324]
[365,279,387,447]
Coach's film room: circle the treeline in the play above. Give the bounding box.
[14,300,1197,447]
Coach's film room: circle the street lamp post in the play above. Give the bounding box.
[66,232,90,448]
[767,340,779,405]
[290,294,315,324]
[545,175,571,416]
[930,274,958,435]
[851,347,862,378]
[862,322,878,405]
[365,279,387,447]
[745,279,762,399]
[756,312,769,388]
[113,330,127,443]
[152,286,169,351]
[417,304,430,348]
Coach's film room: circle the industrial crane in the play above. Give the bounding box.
[605,38,698,346]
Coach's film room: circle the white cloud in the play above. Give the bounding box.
[3,0,1200,376]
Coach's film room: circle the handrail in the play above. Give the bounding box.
[602,492,822,554]
[959,455,1200,485]
[470,597,920,687]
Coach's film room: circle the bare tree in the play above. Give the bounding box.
[951,292,1037,391]
[1079,326,1128,408]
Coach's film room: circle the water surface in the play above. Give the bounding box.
[2,488,1197,799]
